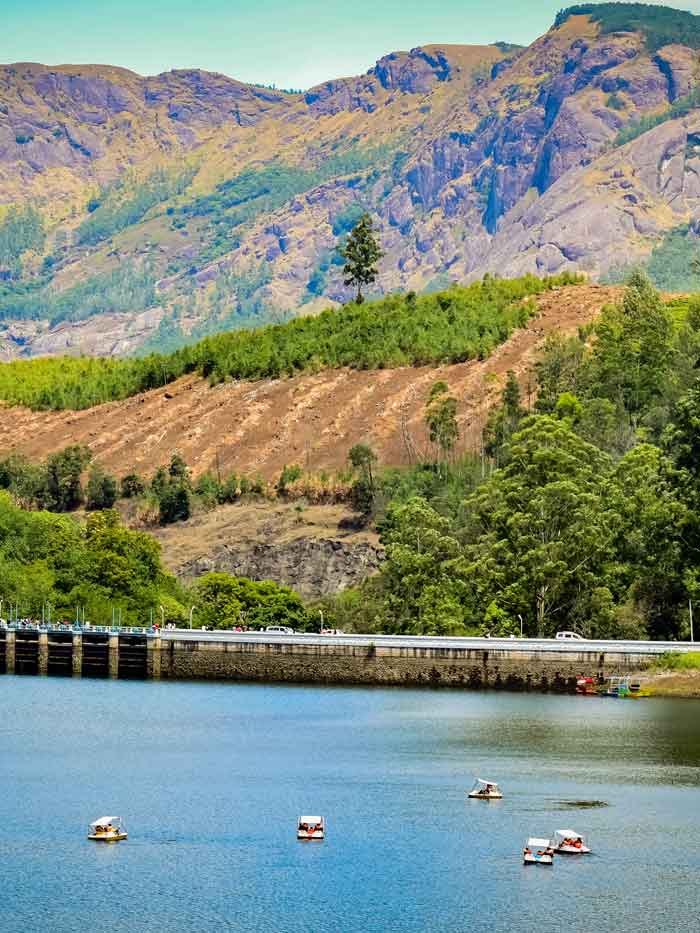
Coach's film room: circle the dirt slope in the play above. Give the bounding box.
[0,285,621,479]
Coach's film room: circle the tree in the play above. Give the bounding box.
[43,445,92,512]
[483,371,525,461]
[339,212,382,304]
[191,573,309,630]
[159,483,191,525]
[375,496,473,635]
[587,270,675,425]
[121,473,145,499]
[425,382,459,469]
[86,466,118,511]
[348,443,378,518]
[466,416,616,636]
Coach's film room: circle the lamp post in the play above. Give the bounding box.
[189,606,195,630]
[518,614,524,638]
[319,609,324,634]
[690,600,695,643]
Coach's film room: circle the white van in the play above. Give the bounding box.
[265,626,295,635]
[555,631,584,640]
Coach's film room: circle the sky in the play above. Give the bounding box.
[4,0,700,89]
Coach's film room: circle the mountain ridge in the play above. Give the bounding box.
[1,4,700,356]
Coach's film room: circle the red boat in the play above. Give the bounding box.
[576,677,598,696]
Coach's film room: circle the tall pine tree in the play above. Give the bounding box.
[339,212,382,304]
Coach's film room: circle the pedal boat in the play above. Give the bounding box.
[88,816,128,842]
[523,838,554,865]
[468,778,503,800]
[297,816,324,840]
[552,830,590,854]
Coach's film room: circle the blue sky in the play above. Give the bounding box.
[5,0,700,89]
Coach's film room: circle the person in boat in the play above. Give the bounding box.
[573,838,582,849]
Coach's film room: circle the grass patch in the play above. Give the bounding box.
[651,651,700,671]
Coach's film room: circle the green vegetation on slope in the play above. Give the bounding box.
[651,652,700,670]
[0,492,309,629]
[322,272,700,642]
[0,261,159,325]
[603,224,700,291]
[182,145,400,265]
[0,273,579,411]
[555,4,700,52]
[0,206,45,271]
[613,87,700,148]
[77,166,197,247]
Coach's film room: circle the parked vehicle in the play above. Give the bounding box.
[265,626,295,635]
[555,631,585,640]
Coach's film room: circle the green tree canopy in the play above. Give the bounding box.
[339,212,382,304]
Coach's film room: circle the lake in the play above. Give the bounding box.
[1,677,699,932]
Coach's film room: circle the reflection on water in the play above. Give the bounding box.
[1,679,699,932]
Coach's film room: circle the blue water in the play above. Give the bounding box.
[1,677,699,932]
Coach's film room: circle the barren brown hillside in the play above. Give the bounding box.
[0,285,621,479]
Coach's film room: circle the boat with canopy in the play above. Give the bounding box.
[297,816,324,840]
[468,778,503,799]
[552,830,591,854]
[87,816,128,842]
[523,837,554,865]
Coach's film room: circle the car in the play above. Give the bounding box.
[265,626,295,635]
[555,631,585,640]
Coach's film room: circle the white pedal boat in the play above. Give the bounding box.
[297,815,324,840]
[552,829,591,854]
[523,837,554,865]
[468,778,503,799]
[88,816,128,842]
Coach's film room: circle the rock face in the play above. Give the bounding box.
[181,538,384,600]
[2,9,700,356]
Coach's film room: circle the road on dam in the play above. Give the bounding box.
[161,630,697,655]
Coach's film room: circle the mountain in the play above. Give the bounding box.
[2,3,700,357]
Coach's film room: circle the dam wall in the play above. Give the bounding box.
[152,637,653,691]
[0,628,659,691]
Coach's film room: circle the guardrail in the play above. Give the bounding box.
[1,624,697,655]
[159,630,700,655]
[0,623,153,635]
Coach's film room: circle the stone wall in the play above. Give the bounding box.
[156,639,653,691]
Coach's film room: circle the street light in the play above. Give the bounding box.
[319,609,324,634]
[518,614,524,638]
[189,606,195,630]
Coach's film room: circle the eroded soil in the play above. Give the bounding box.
[0,285,621,479]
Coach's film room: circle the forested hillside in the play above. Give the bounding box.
[322,272,700,642]
[0,274,576,410]
[2,272,699,641]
